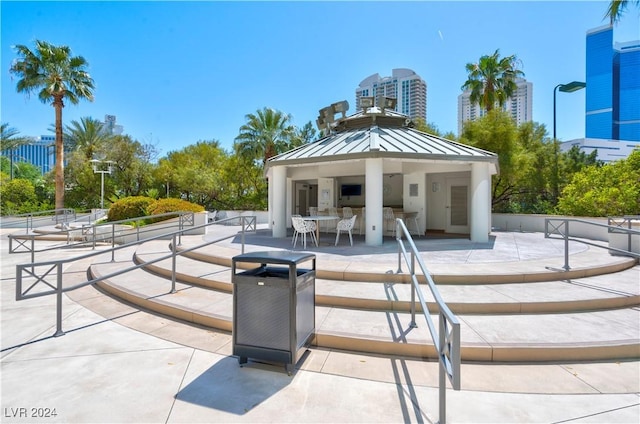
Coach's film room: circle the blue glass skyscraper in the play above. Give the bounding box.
[586,25,640,142]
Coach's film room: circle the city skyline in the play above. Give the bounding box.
[2,1,639,159]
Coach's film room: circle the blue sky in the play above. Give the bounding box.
[2,1,639,159]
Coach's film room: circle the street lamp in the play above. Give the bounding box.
[551,81,586,204]
[553,81,586,140]
[90,159,115,209]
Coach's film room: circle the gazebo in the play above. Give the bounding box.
[264,100,499,246]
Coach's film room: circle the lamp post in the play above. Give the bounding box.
[551,81,585,203]
[553,81,586,140]
[90,159,115,209]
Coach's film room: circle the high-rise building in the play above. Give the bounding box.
[457,77,533,134]
[561,25,639,162]
[2,135,55,176]
[355,68,427,122]
[585,25,639,142]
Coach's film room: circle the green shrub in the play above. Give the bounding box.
[147,198,205,223]
[107,196,204,224]
[107,196,155,222]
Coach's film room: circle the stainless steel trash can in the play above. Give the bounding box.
[231,251,316,374]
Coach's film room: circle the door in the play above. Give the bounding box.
[295,184,309,215]
[446,178,470,234]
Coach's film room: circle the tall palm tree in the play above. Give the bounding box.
[605,0,640,24]
[234,107,295,165]
[462,49,524,112]
[10,40,95,210]
[64,117,112,160]
[1,123,34,179]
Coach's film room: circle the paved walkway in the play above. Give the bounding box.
[1,227,639,423]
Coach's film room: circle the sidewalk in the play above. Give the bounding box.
[1,228,638,423]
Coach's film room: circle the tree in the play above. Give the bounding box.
[462,49,524,112]
[64,117,112,160]
[293,121,318,145]
[460,110,522,210]
[0,178,38,215]
[413,118,444,137]
[234,107,296,165]
[1,123,33,152]
[1,123,34,179]
[557,149,640,216]
[10,40,95,210]
[605,0,640,24]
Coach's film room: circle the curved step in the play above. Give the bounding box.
[133,241,640,315]
[90,258,640,362]
[174,239,637,285]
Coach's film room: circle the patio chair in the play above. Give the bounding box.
[335,215,357,246]
[309,206,318,216]
[291,216,317,249]
[342,206,353,219]
[383,207,396,236]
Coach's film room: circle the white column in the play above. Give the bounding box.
[271,165,287,238]
[470,162,490,243]
[365,158,383,246]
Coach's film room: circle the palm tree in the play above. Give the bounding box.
[462,49,524,112]
[10,40,95,210]
[1,123,33,151]
[234,107,295,165]
[64,117,112,160]
[605,0,640,24]
[1,123,34,179]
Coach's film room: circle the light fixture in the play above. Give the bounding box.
[381,97,397,111]
[553,81,586,139]
[360,96,374,109]
[558,81,586,93]
[331,100,349,118]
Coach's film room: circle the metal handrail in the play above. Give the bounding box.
[545,217,640,270]
[394,218,460,424]
[8,211,197,261]
[15,215,257,337]
[1,208,76,233]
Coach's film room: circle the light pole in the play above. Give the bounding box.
[90,159,115,209]
[552,81,585,203]
[553,81,586,140]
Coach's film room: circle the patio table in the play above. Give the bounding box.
[302,215,340,243]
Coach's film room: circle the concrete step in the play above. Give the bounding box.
[132,240,640,315]
[89,239,640,362]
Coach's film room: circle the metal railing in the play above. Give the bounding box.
[15,215,257,337]
[0,208,76,233]
[394,218,460,424]
[8,211,197,263]
[545,216,640,270]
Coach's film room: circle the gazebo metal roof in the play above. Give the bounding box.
[266,108,499,173]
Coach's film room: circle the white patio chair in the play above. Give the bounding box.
[291,216,317,249]
[309,206,318,216]
[291,214,302,245]
[342,206,353,219]
[383,207,396,236]
[335,215,357,246]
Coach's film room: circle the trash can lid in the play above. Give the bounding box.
[232,250,315,265]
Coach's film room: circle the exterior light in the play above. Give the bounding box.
[91,158,115,210]
[360,96,374,109]
[558,81,586,93]
[381,97,397,110]
[553,81,586,139]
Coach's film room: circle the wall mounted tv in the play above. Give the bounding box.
[341,184,362,196]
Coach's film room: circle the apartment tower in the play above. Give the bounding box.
[355,68,427,121]
[457,77,533,134]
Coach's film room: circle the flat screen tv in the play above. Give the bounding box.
[341,184,362,196]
